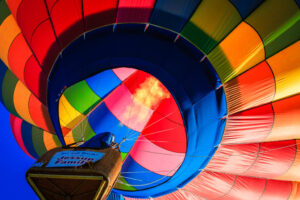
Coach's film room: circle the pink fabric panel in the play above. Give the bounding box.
[10,115,33,158]
[113,67,137,81]
[206,143,259,174]
[116,0,156,23]
[129,135,185,176]
[104,84,153,132]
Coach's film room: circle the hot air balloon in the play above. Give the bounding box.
[0,0,300,199]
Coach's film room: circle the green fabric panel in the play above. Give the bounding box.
[72,118,96,142]
[181,0,242,54]
[115,176,137,191]
[207,45,233,83]
[121,152,127,161]
[0,0,10,25]
[52,134,62,147]
[64,80,101,115]
[246,0,300,57]
[2,71,20,117]
[31,126,47,157]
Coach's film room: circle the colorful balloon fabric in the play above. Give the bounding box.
[0,0,300,199]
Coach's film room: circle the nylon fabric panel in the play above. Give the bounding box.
[0,15,20,66]
[0,60,7,103]
[112,68,137,81]
[31,125,47,157]
[7,33,30,82]
[208,22,265,83]
[116,155,170,191]
[224,61,275,114]
[45,0,84,47]
[141,97,186,153]
[149,0,201,33]
[87,103,139,153]
[13,81,35,125]
[10,115,32,158]
[260,180,292,200]
[116,0,156,23]
[85,69,122,98]
[221,104,274,144]
[21,119,39,159]
[0,0,10,25]
[43,131,61,151]
[289,182,300,199]
[67,118,95,144]
[267,41,300,101]
[63,80,101,114]
[58,94,85,130]
[24,55,47,102]
[245,0,300,58]
[266,94,300,142]
[115,176,137,191]
[129,134,185,176]
[5,0,21,17]
[229,0,264,19]
[181,0,242,54]
[28,94,54,133]
[277,140,300,181]
[2,70,20,117]
[83,0,117,30]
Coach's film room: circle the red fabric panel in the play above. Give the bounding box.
[15,0,60,72]
[7,33,30,83]
[224,61,275,114]
[6,0,22,17]
[244,140,296,178]
[116,0,156,23]
[83,0,118,30]
[28,95,55,133]
[183,171,236,199]
[206,143,260,174]
[220,176,266,200]
[141,97,186,153]
[10,115,33,158]
[24,56,47,103]
[222,104,274,144]
[46,0,84,47]
[260,180,292,200]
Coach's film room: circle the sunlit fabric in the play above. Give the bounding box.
[0,0,300,199]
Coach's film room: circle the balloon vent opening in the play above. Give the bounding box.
[26,147,122,200]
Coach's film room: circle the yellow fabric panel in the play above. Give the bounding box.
[43,131,57,151]
[0,15,20,66]
[64,131,75,145]
[268,41,300,101]
[208,22,265,83]
[59,94,85,129]
[277,140,300,181]
[13,81,35,125]
[289,182,300,200]
[188,0,241,44]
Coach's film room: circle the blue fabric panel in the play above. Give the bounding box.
[21,121,39,159]
[230,0,265,19]
[88,103,139,153]
[48,24,226,198]
[107,192,124,200]
[80,132,113,149]
[150,0,201,32]
[296,0,300,8]
[0,60,8,104]
[117,155,170,191]
[86,69,121,98]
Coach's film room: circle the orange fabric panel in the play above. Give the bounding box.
[0,15,20,66]
[210,22,265,83]
[13,81,35,125]
[64,131,75,145]
[265,94,300,141]
[29,94,55,133]
[268,41,300,101]
[43,131,57,151]
[8,33,31,82]
[224,61,275,114]
[277,140,300,181]
[289,182,300,200]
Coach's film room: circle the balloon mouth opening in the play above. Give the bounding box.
[58,67,188,191]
